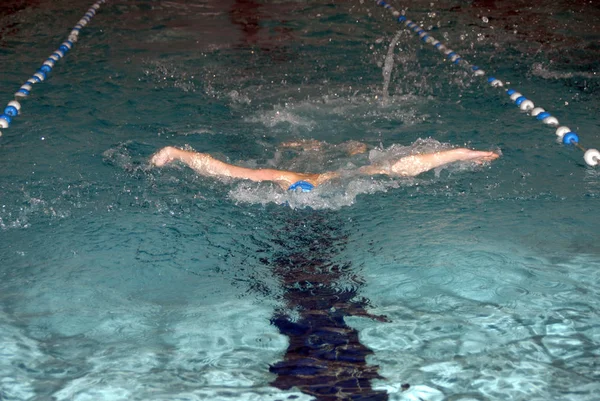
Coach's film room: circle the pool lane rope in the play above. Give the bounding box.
[373,0,600,167]
[0,0,107,137]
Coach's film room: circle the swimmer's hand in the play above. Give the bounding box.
[150,146,178,167]
[463,149,500,164]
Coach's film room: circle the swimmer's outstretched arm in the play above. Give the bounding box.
[359,148,499,177]
[150,146,333,190]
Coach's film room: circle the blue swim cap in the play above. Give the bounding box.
[288,180,314,192]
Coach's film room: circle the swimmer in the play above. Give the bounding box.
[150,142,499,191]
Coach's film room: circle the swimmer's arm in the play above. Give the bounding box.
[151,146,322,189]
[359,148,500,177]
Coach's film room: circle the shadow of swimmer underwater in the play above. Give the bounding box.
[260,212,396,401]
[255,212,448,401]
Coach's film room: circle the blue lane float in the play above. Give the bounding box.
[373,0,600,167]
[0,0,107,137]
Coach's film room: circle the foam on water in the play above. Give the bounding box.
[531,62,599,81]
[228,177,396,210]
[245,92,429,140]
[247,107,317,131]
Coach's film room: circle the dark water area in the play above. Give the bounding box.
[264,212,391,400]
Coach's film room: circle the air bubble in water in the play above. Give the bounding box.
[482,16,489,23]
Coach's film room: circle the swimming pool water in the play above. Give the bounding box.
[1,0,599,400]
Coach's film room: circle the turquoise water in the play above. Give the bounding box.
[1,0,599,400]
